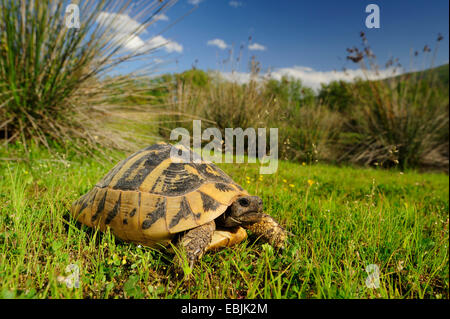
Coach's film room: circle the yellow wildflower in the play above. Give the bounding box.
[289,184,295,188]
[302,162,306,166]
[283,179,287,183]
[307,179,314,186]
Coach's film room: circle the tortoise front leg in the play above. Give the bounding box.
[175,220,216,271]
[242,213,287,250]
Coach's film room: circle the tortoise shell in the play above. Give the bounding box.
[70,142,248,248]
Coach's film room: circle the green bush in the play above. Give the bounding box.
[0,0,174,153]
[340,36,449,169]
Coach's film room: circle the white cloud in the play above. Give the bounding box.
[188,0,203,5]
[96,12,182,54]
[248,43,267,51]
[114,34,182,54]
[229,1,242,8]
[266,66,401,90]
[217,66,403,91]
[218,71,254,84]
[207,38,229,50]
[146,35,183,53]
[121,35,146,51]
[97,12,148,34]
[154,13,169,21]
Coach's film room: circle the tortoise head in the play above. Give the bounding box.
[218,195,264,227]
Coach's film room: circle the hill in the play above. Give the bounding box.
[394,63,449,88]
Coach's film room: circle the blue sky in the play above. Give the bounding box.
[111,0,449,89]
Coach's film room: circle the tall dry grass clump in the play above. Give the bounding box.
[160,67,343,163]
[0,0,176,154]
[158,34,448,170]
[204,78,276,131]
[160,60,280,142]
[278,103,343,163]
[341,32,449,169]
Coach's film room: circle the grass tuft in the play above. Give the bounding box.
[0,0,176,155]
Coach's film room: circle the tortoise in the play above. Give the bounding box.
[71,142,286,269]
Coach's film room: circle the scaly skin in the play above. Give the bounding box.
[245,214,286,250]
[174,202,287,276]
[175,220,216,273]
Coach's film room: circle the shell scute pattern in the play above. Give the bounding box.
[70,143,247,248]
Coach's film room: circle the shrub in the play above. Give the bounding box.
[0,0,175,154]
[341,33,449,169]
[159,69,279,142]
[279,103,344,163]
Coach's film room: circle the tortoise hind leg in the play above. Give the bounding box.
[206,227,247,251]
[175,220,215,270]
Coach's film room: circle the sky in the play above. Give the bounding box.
[104,0,450,90]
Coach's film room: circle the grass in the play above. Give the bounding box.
[0,143,448,299]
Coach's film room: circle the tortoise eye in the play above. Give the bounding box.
[238,198,250,207]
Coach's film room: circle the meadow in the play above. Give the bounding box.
[0,144,448,298]
[0,0,448,299]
